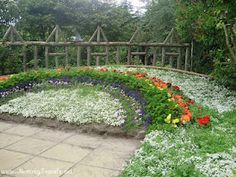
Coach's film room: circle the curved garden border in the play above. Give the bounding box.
[123,65,212,78]
[0,67,210,133]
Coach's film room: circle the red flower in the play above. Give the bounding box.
[188,99,194,104]
[173,85,181,91]
[166,82,172,87]
[196,116,210,126]
[100,68,108,72]
[179,103,187,107]
[133,72,148,79]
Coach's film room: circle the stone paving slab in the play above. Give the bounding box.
[63,134,104,149]
[6,138,57,155]
[80,147,130,170]
[41,143,91,163]
[0,122,17,132]
[0,134,23,148]
[0,121,141,177]
[4,125,42,137]
[32,129,73,142]
[61,164,120,177]
[0,149,32,170]
[14,157,73,177]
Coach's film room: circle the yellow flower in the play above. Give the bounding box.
[164,114,171,124]
[172,118,180,124]
[149,84,155,88]
[172,124,178,128]
[174,104,179,108]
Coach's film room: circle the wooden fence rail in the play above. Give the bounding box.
[0,25,193,72]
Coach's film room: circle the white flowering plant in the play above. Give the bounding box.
[102,66,236,113]
[122,119,236,177]
[0,66,236,176]
[0,82,143,128]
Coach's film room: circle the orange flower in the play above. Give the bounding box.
[173,95,183,103]
[181,114,191,124]
[179,103,187,107]
[186,111,192,119]
[56,67,64,72]
[0,76,9,81]
[100,68,109,72]
[133,72,148,79]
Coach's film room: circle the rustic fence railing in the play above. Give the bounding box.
[0,25,193,72]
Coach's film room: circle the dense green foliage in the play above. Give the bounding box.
[175,0,236,85]
[142,0,176,42]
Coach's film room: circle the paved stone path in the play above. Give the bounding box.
[0,121,140,177]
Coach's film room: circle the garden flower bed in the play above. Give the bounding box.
[0,66,235,176]
[0,67,211,129]
[122,127,236,177]
[0,68,184,130]
[101,66,236,113]
[0,80,145,136]
[0,88,126,126]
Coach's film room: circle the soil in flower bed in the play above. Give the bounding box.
[0,113,145,139]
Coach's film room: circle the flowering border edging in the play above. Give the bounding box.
[123,65,212,78]
[0,67,210,129]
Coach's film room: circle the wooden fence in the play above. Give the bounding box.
[0,25,193,71]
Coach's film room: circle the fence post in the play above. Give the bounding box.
[152,47,157,66]
[45,46,49,68]
[190,40,194,71]
[161,47,165,67]
[87,47,91,66]
[65,47,68,66]
[127,46,131,65]
[177,48,181,69]
[116,46,120,64]
[105,46,109,65]
[185,47,190,71]
[23,45,27,72]
[77,46,81,67]
[144,47,148,65]
[33,45,38,69]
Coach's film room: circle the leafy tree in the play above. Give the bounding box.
[16,0,137,41]
[142,0,176,42]
[175,0,236,85]
[0,0,22,75]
